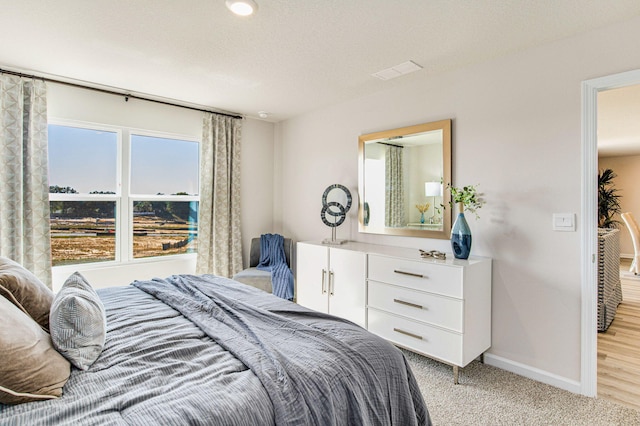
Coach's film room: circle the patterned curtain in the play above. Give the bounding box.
[196,113,243,277]
[0,75,52,287]
[385,146,405,227]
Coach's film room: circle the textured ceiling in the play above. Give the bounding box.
[0,0,639,122]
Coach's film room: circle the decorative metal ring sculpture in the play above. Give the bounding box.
[321,184,352,228]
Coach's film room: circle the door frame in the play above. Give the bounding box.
[581,68,640,396]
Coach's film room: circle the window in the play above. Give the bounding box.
[129,134,199,260]
[48,122,199,266]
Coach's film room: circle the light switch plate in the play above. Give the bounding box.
[553,213,576,231]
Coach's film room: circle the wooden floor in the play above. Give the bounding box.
[597,258,640,411]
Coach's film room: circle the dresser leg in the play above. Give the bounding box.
[453,366,459,384]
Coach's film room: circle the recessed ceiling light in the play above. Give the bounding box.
[226,0,258,16]
[258,111,268,119]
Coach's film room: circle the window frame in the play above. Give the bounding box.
[48,118,200,268]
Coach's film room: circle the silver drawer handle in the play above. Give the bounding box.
[393,299,424,310]
[393,269,425,278]
[393,328,423,340]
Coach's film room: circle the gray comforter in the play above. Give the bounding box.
[0,274,430,425]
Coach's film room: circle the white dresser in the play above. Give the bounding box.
[365,245,491,383]
[296,241,492,383]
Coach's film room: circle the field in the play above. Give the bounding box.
[51,215,197,266]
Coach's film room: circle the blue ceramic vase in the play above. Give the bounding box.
[451,203,472,259]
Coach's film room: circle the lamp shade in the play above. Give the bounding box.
[425,181,442,197]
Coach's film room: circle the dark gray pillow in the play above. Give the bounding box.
[0,295,70,404]
[0,256,54,330]
[50,272,107,370]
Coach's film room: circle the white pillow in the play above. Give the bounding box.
[50,272,107,370]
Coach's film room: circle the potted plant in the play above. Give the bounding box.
[415,202,430,224]
[444,183,485,259]
[598,168,621,229]
[446,183,484,218]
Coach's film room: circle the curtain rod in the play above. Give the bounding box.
[377,141,404,148]
[0,67,243,120]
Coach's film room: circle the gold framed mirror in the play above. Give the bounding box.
[358,119,452,239]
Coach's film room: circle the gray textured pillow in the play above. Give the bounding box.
[0,256,54,330]
[50,272,107,370]
[0,295,70,405]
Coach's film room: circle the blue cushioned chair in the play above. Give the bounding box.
[232,237,293,293]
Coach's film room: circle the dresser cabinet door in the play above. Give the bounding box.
[296,243,329,314]
[328,248,366,327]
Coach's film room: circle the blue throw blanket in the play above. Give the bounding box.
[256,233,294,300]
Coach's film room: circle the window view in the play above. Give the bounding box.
[130,134,199,195]
[48,124,199,266]
[130,134,199,259]
[49,125,118,266]
[48,125,118,194]
[49,201,116,266]
[132,201,198,259]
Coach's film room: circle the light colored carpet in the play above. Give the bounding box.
[404,350,640,425]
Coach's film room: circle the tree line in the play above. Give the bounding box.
[49,186,197,222]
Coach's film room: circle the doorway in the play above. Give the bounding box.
[595,83,640,410]
[582,69,640,398]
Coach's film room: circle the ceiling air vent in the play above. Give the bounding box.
[372,60,423,81]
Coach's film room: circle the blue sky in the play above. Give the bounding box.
[48,125,199,195]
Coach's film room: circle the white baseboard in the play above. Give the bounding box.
[483,353,583,395]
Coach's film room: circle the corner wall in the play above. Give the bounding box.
[276,15,640,388]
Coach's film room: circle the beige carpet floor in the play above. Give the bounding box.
[404,350,640,425]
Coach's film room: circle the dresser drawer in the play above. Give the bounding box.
[368,254,462,298]
[368,280,463,332]
[368,308,462,366]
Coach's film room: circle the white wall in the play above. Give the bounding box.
[599,155,640,257]
[276,15,640,388]
[47,83,275,290]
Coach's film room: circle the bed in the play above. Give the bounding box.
[0,272,430,425]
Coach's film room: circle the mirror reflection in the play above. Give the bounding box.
[358,119,452,239]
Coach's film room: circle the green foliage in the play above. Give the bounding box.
[50,201,115,219]
[49,185,77,194]
[134,201,197,221]
[445,183,485,219]
[598,168,621,228]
